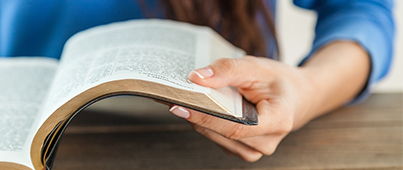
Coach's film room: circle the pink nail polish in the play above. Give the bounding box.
[169,106,190,119]
[192,67,214,79]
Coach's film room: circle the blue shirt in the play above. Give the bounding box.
[0,0,395,104]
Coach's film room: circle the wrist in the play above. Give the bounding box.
[297,66,327,119]
[295,41,370,125]
[290,66,324,130]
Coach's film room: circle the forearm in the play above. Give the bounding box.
[296,41,370,129]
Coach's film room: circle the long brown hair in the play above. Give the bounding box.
[142,0,279,59]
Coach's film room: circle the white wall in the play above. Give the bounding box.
[277,0,403,93]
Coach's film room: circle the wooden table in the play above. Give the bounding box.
[52,94,402,170]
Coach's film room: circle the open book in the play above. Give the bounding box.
[0,19,258,170]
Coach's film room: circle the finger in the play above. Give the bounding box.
[169,105,259,140]
[192,124,263,162]
[238,134,286,156]
[188,57,275,89]
[169,99,293,139]
[238,87,278,104]
[258,98,294,132]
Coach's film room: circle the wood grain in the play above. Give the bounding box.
[52,94,402,170]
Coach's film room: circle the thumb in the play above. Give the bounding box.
[188,57,268,89]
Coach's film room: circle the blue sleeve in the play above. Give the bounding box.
[293,0,395,105]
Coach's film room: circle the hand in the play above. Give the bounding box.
[168,41,370,162]
[169,56,316,162]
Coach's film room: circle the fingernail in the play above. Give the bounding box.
[192,67,214,79]
[169,106,190,119]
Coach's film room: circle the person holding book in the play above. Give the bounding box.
[168,0,395,161]
[0,0,395,163]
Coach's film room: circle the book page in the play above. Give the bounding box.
[0,57,58,169]
[207,30,246,117]
[39,19,245,125]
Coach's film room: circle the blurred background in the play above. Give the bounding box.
[277,0,402,93]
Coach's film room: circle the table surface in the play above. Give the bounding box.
[52,93,402,170]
